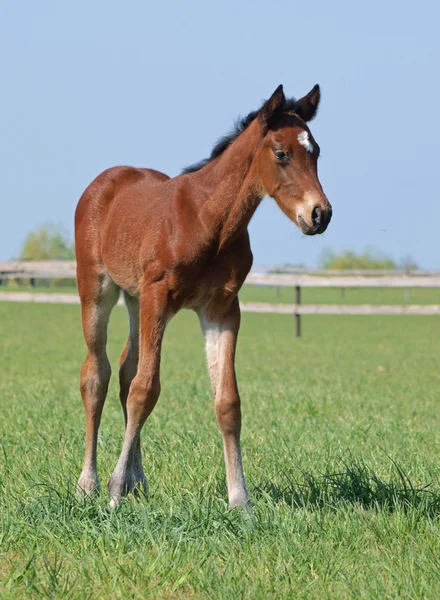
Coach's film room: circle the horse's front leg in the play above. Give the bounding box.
[199,296,249,508]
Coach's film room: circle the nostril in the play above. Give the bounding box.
[312,206,321,226]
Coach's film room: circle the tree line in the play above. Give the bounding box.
[16,224,417,272]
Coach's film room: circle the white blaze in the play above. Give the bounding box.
[298,131,314,153]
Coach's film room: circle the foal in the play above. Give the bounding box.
[75,84,332,507]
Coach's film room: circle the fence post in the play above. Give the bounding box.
[295,285,301,337]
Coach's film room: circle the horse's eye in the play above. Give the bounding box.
[274,151,288,161]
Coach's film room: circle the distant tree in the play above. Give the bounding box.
[19,223,75,260]
[319,248,397,270]
[17,223,75,287]
[398,255,418,273]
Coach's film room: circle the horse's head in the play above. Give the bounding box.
[256,85,332,235]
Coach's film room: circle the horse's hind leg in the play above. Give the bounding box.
[77,273,120,498]
[108,282,168,506]
[118,292,146,495]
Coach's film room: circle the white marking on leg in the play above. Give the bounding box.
[199,311,249,507]
[200,314,226,395]
[224,436,248,508]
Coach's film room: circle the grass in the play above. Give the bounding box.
[1,300,440,598]
[239,284,440,305]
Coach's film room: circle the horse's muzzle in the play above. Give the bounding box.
[299,204,332,235]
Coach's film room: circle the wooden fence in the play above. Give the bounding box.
[252,265,440,277]
[3,261,440,280]
[1,262,440,337]
[0,261,77,279]
[245,273,440,336]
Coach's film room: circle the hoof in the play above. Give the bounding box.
[77,473,100,500]
[108,470,148,507]
[109,496,120,509]
[229,492,251,510]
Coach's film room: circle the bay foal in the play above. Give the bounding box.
[75,84,332,507]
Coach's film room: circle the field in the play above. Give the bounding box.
[4,279,440,305]
[1,298,440,598]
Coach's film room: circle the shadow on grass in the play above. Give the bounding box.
[255,457,440,516]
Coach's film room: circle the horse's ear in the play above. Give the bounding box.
[295,84,320,122]
[259,84,286,131]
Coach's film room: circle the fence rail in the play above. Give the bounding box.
[0,261,76,279]
[1,262,440,337]
[3,261,440,280]
[1,292,439,315]
[241,302,440,315]
[246,273,440,288]
[252,265,440,277]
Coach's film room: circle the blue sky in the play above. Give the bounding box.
[1,1,439,267]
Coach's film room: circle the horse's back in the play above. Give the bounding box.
[76,166,168,228]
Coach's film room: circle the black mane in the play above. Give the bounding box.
[182,97,299,174]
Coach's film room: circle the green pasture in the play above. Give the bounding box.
[3,279,440,305]
[1,299,440,598]
[239,284,440,305]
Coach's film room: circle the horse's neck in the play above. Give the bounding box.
[195,121,264,250]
